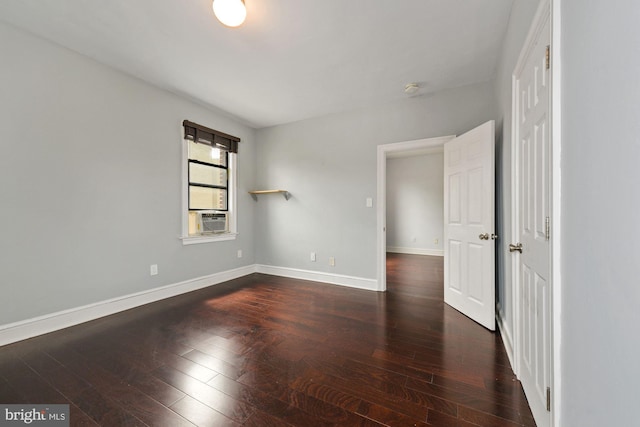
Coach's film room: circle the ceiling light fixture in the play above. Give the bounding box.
[213,0,246,28]
[404,83,420,95]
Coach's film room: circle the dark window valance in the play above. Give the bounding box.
[183,120,240,153]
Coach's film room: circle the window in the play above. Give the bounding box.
[188,140,228,212]
[181,120,240,244]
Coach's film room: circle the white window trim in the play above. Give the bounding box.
[180,139,238,245]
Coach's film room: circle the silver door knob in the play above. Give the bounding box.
[479,233,489,240]
[509,243,523,253]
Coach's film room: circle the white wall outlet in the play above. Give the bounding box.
[329,256,335,266]
[237,249,243,258]
[150,264,158,276]
[310,252,316,262]
[366,197,373,208]
[434,238,439,245]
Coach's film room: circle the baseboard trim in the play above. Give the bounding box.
[387,246,444,256]
[496,310,515,371]
[0,264,380,347]
[256,265,379,292]
[0,265,257,347]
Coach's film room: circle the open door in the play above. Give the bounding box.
[444,121,495,330]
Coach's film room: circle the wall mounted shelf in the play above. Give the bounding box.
[249,190,290,201]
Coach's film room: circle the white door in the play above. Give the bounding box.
[513,5,551,427]
[444,121,495,331]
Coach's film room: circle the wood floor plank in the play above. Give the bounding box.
[288,376,362,413]
[0,254,534,426]
[357,400,430,427]
[130,373,186,408]
[153,365,254,424]
[427,409,479,427]
[242,409,297,427]
[170,396,239,427]
[182,349,249,380]
[213,373,337,427]
[406,376,525,424]
[22,351,93,401]
[68,404,102,426]
[46,347,193,427]
[73,387,146,426]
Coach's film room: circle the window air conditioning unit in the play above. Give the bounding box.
[197,212,227,234]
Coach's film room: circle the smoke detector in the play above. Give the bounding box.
[404,83,420,95]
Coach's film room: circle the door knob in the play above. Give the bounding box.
[509,243,523,253]
[479,233,489,240]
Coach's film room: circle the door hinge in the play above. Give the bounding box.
[545,216,550,241]
[546,45,550,70]
[546,387,551,411]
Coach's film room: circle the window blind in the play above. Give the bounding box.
[183,120,240,153]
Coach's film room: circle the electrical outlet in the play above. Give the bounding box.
[366,197,373,208]
[329,256,335,266]
[237,249,243,258]
[310,252,316,262]
[434,238,439,245]
[150,264,158,276]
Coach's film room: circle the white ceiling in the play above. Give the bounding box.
[0,0,514,129]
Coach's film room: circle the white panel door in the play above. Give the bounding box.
[513,7,551,427]
[444,121,495,331]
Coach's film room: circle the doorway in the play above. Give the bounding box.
[376,136,453,291]
[386,149,445,257]
[377,121,497,333]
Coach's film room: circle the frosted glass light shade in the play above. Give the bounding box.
[213,0,246,27]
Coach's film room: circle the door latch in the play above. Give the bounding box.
[509,243,523,253]
[479,233,498,241]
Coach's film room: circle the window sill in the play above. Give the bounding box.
[180,233,237,245]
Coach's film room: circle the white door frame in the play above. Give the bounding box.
[376,136,455,291]
[511,0,561,424]
[550,1,562,425]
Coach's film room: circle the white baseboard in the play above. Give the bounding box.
[496,309,515,371]
[256,265,380,292]
[387,246,444,256]
[0,265,257,347]
[0,264,380,346]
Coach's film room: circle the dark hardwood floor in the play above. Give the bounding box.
[0,254,535,426]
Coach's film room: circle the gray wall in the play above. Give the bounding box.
[493,0,541,345]
[0,23,256,325]
[255,82,496,279]
[386,154,444,254]
[561,0,640,425]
